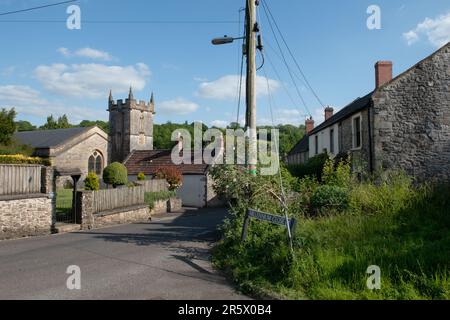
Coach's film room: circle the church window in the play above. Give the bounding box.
[88,151,104,175]
[139,113,145,133]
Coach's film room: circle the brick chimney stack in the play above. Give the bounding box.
[324,106,334,121]
[305,117,314,134]
[375,61,393,88]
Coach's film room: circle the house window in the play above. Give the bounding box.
[315,136,319,155]
[353,116,362,149]
[88,151,103,175]
[330,129,335,154]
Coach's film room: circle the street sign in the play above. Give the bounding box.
[241,208,297,242]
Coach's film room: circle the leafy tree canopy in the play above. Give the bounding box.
[0,108,17,146]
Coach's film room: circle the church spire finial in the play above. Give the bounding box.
[109,89,113,102]
[128,86,134,100]
[150,92,154,104]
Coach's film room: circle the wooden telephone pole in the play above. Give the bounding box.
[245,0,257,175]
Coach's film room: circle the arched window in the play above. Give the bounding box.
[88,151,104,175]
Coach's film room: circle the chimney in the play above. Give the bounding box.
[305,117,314,135]
[375,61,393,88]
[324,106,334,121]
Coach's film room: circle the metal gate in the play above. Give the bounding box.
[55,169,82,224]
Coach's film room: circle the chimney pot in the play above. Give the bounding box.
[305,117,315,134]
[325,106,334,121]
[375,61,393,88]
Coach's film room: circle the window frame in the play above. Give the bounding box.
[352,114,362,150]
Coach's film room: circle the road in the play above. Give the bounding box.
[0,208,249,300]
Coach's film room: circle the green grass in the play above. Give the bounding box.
[144,191,176,209]
[212,181,450,300]
[56,189,73,216]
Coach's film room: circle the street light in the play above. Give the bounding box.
[211,35,245,45]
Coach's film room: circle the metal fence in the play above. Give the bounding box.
[0,164,42,196]
[92,186,145,213]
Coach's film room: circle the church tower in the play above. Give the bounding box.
[108,88,155,163]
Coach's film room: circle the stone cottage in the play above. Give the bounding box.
[289,42,450,182]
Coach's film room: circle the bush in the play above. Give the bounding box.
[63,179,74,190]
[0,154,51,166]
[311,185,349,213]
[155,166,182,191]
[287,153,329,181]
[103,162,128,188]
[144,191,177,209]
[137,172,146,181]
[84,172,100,191]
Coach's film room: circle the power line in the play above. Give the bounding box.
[259,1,312,117]
[0,19,239,24]
[0,0,77,17]
[261,0,325,108]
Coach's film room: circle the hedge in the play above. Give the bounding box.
[0,154,51,166]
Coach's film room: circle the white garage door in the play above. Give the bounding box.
[176,175,206,208]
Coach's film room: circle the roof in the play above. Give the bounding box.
[124,150,210,176]
[14,126,96,149]
[309,92,373,135]
[288,135,309,156]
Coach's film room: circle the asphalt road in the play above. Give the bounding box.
[0,208,249,300]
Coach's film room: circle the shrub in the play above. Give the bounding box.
[0,154,51,166]
[155,166,182,191]
[84,172,99,191]
[137,172,146,181]
[322,157,351,188]
[287,153,329,181]
[311,185,349,213]
[63,179,74,190]
[103,162,128,188]
[144,191,177,209]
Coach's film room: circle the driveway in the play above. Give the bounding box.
[0,207,249,300]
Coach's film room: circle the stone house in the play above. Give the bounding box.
[14,126,108,187]
[289,42,450,182]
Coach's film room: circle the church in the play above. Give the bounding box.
[14,88,220,207]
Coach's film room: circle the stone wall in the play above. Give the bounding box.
[77,190,151,230]
[339,108,373,173]
[0,167,55,240]
[372,44,450,182]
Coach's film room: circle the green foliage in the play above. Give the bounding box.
[0,154,51,166]
[15,120,36,132]
[287,153,329,181]
[40,114,72,130]
[321,157,351,188]
[137,172,146,181]
[79,120,109,133]
[84,172,100,191]
[102,162,128,188]
[311,185,349,213]
[212,164,449,300]
[0,139,34,156]
[0,108,17,146]
[155,166,182,191]
[144,191,176,209]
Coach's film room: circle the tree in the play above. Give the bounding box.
[103,162,128,188]
[79,120,109,133]
[0,108,17,146]
[15,120,36,132]
[40,114,72,130]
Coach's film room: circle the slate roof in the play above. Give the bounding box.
[288,135,309,156]
[14,127,95,149]
[309,92,373,136]
[124,150,210,176]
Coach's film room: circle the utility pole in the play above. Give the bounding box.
[245,0,257,176]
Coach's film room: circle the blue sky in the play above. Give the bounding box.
[0,0,449,127]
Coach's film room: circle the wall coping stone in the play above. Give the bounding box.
[94,204,149,218]
[0,193,50,202]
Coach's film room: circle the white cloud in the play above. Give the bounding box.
[58,47,114,61]
[403,12,450,47]
[211,120,229,128]
[158,98,200,115]
[0,85,105,122]
[197,75,279,100]
[34,63,151,99]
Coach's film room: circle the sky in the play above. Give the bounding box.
[0,0,449,128]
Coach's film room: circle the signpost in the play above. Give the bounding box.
[241,208,297,243]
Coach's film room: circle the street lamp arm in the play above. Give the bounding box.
[211,36,245,45]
